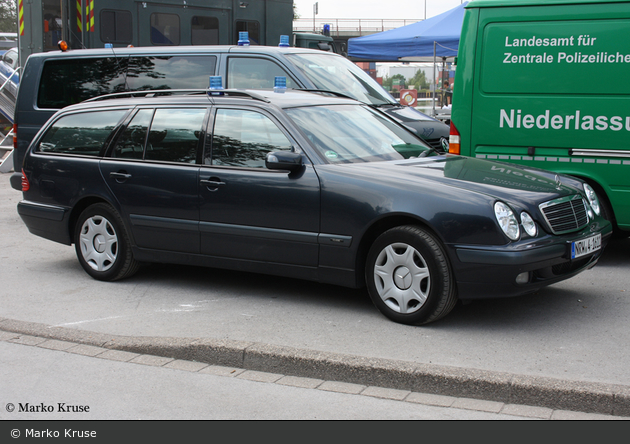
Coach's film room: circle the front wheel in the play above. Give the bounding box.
[74,203,139,281]
[365,225,457,325]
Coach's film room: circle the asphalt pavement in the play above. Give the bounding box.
[2,172,630,419]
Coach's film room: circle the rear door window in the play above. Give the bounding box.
[144,108,207,163]
[111,107,207,163]
[37,110,127,156]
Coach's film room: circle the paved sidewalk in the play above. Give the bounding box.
[2,319,629,419]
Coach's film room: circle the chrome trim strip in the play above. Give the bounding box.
[570,149,630,158]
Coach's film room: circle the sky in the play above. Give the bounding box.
[292,0,466,21]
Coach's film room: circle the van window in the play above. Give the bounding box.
[124,56,216,91]
[235,21,260,45]
[101,10,133,44]
[192,16,219,45]
[151,13,180,45]
[37,56,217,109]
[37,110,126,156]
[227,57,297,89]
[285,53,396,106]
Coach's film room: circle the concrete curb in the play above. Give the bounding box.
[2,316,629,417]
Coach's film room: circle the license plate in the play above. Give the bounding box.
[571,233,602,259]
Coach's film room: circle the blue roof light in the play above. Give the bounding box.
[274,76,287,93]
[209,76,224,95]
[238,32,250,46]
[279,35,290,47]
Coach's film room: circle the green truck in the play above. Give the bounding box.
[450,0,630,235]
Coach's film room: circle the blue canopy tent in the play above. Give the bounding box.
[347,2,467,62]
[348,2,467,117]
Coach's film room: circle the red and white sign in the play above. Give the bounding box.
[400,89,417,107]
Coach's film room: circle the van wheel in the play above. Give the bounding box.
[365,225,457,325]
[74,203,139,281]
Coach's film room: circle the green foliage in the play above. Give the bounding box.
[408,69,429,91]
[382,74,406,90]
[0,0,17,33]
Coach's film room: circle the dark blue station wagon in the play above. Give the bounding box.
[16,89,612,325]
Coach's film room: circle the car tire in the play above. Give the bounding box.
[74,203,139,281]
[365,225,457,325]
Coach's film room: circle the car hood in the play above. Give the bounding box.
[378,106,450,140]
[326,155,581,204]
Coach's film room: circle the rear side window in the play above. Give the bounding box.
[37,110,127,156]
[37,56,217,109]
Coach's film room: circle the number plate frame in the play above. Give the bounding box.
[571,233,602,259]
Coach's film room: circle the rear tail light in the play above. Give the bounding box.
[12,123,17,149]
[449,121,460,155]
[21,168,29,191]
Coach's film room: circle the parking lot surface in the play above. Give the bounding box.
[1,174,630,416]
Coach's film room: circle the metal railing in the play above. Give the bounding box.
[293,18,422,37]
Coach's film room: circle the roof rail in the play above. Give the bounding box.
[82,88,271,103]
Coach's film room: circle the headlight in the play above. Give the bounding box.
[520,212,537,237]
[494,201,520,240]
[583,183,601,216]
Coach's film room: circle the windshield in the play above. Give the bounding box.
[285,53,397,106]
[285,104,432,164]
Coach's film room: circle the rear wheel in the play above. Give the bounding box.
[365,225,457,325]
[74,203,139,281]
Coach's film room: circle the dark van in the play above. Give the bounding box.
[10,44,449,190]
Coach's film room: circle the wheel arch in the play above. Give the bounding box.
[354,214,449,288]
[68,196,119,244]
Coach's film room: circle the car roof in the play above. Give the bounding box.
[24,44,343,61]
[57,89,360,113]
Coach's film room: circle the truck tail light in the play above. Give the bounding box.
[449,121,461,155]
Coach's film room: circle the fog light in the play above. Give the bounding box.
[516,272,531,284]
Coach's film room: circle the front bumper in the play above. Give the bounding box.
[451,221,612,300]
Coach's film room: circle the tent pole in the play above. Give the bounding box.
[433,41,437,118]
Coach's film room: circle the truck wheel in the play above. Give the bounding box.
[365,225,457,325]
[74,203,139,281]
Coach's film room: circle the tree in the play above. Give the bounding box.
[408,69,430,91]
[0,0,17,33]
[382,74,406,90]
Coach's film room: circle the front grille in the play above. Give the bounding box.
[424,138,442,150]
[539,195,589,234]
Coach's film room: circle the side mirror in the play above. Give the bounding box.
[266,151,304,172]
[317,42,332,52]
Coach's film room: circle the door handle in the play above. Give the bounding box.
[109,171,132,182]
[200,177,225,190]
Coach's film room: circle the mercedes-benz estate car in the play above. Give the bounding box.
[15,87,612,325]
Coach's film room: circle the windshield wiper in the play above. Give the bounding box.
[418,146,438,157]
